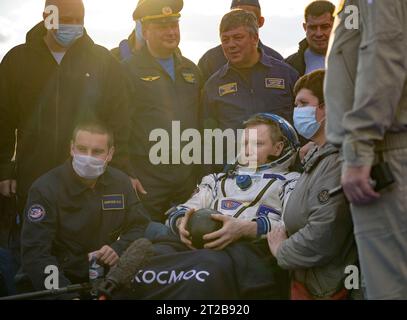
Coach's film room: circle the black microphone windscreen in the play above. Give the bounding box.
[106,238,154,288]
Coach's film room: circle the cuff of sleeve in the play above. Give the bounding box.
[256,217,270,237]
[0,162,15,181]
[342,138,375,167]
[167,207,189,235]
[110,242,124,257]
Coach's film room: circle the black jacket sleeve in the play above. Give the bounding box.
[0,52,17,181]
[21,186,73,291]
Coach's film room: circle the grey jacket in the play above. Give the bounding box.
[325,0,407,166]
[276,144,358,298]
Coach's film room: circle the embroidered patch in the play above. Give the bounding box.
[27,204,46,222]
[256,205,281,217]
[219,82,238,96]
[102,194,125,210]
[265,78,285,90]
[182,72,196,84]
[318,190,330,204]
[221,200,242,210]
[141,76,161,82]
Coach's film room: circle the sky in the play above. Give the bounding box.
[0,0,318,63]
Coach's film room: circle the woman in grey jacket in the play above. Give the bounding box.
[267,69,359,299]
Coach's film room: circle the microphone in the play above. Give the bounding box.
[96,238,154,300]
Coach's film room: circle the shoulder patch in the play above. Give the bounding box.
[182,72,196,84]
[140,76,160,82]
[27,204,46,222]
[318,190,330,204]
[265,78,285,90]
[219,82,238,96]
[221,200,242,210]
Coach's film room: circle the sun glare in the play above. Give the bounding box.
[1,0,316,62]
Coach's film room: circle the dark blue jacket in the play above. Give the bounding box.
[203,50,299,132]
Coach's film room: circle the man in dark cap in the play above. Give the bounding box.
[123,0,202,224]
[198,0,283,83]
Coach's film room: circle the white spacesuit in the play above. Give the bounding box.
[167,113,301,237]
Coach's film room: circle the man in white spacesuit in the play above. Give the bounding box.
[122,113,300,300]
[167,113,300,250]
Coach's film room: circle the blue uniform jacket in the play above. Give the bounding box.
[198,41,284,83]
[203,50,299,132]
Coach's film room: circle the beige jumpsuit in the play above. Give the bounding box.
[325,0,407,299]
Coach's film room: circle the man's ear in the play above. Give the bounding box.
[107,146,115,162]
[275,141,284,157]
[142,25,148,40]
[251,32,260,45]
[278,141,284,155]
[70,141,75,157]
[258,16,265,28]
[303,22,307,32]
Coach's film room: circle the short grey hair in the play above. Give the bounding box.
[219,9,259,36]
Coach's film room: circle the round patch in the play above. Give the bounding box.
[318,190,330,204]
[28,204,46,222]
[162,6,173,15]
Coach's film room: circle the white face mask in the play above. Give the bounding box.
[72,154,107,180]
[293,106,321,140]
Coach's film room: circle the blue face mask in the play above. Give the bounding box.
[52,24,84,48]
[135,20,146,45]
[293,106,321,139]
